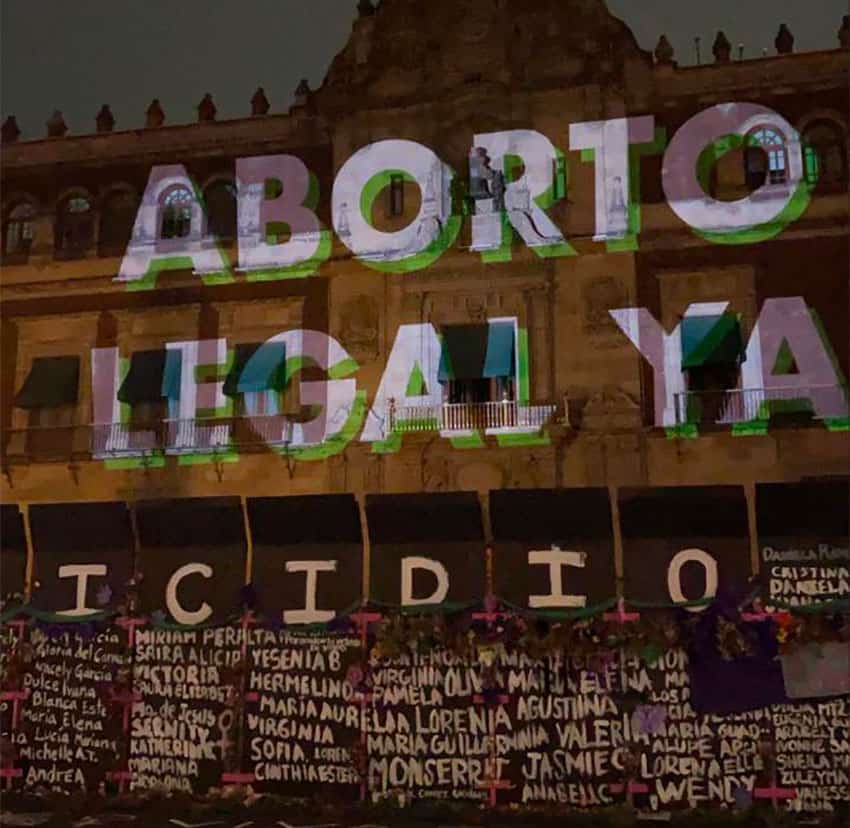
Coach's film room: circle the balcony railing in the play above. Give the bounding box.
[389,399,559,434]
[673,385,847,426]
[2,415,298,465]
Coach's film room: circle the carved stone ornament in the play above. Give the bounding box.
[423,452,450,492]
[465,297,486,323]
[582,276,628,339]
[339,295,380,360]
[581,385,642,432]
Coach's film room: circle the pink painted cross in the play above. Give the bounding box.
[115,615,147,649]
[473,693,509,706]
[0,766,23,791]
[741,609,792,623]
[754,782,797,805]
[0,689,29,730]
[106,769,133,793]
[108,689,142,733]
[238,609,260,664]
[477,775,514,808]
[610,780,650,794]
[353,685,377,801]
[5,618,27,640]
[603,598,640,624]
[472,611,512,628]
[349,609,383,649]
[222,770,256,785]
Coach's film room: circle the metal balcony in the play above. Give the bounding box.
[2,415,297,465]
[389,399,559,435]
[672,385,847,426]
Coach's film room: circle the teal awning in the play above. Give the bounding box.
[438,323,516,382]
[117,350,166,405]
[438,325,488,382]
[483,321,515,379]
[236,341,286,394]
[223,343,259,397]
[15,356,79,409]
[681,314,745,369]
[161,349,182,400]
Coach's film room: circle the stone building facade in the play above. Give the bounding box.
[1,0,848,596]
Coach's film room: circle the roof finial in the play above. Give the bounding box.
[712,30,731,63]
[96,104,115,133]
[1,115,21,143]
[145,99,165,128]
[774,24,794,54]
[654,34,675,66]
[294,78,311,107]
[197,93,216,122]
[251,86,270,116]
[46,110,67,138]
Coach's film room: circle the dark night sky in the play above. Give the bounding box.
[1,0,846,140]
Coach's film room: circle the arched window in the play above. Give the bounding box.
[55,195,94,259]
[3,202,35,261]
[802,120,847,189]
[745,127,788,187]
[160,187,194,239]
[203,180,237,240]
[98,190,138,255]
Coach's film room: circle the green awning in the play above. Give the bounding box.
[235,341,286,394]
[438,325,489,382]
[483,321,515,379]
[117,349,167,405]
[14,355,79,409]
[161,349,182,400]
[681,314,745,369]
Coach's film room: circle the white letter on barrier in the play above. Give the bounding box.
[166,563,213,626]
[667,548,718,613]
[57,564,107,617]
[401,557,449,607]
[528,547,586,608]
[284,560,337,624]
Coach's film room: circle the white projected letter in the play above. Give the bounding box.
[57,564,107,617]
[609,302,731,427]
[401,557,449,607]
[663,102,809,243]
[569,116,655,240]
[470,130,573,256]
[236,153,328,277]
[361,323,443,443]
[164,338,230,452]
[284,560,337,624]
[240,329,359,451]
[332,139,458,272]
[116,165,231,285]
[166,563,213,626]
[527,547,586,609]
[741,297,849,420]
